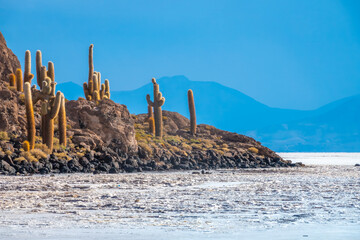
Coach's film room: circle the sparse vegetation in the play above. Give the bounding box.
[0,132,10,141]
[248,147,259,154]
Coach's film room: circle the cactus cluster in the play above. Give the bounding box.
[83,44,110,102]
[146,78,165,138]
[19,50,68,152]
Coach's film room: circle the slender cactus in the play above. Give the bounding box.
[36,50,42,88]
[24,50,34,85]
[88,44,94,86]
[15,68,23,92]
[47,61,55,82]
[9,74,16,88]
[146,78,165,138]
[148,117,155,136]
[58,95,67,146]
[187,89,197,135]
[147,104,153,120]
[24,82,35,149]
[104,79,110,99]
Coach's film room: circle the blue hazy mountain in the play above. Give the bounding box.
[57,76,359,151]
[251,95,360,152]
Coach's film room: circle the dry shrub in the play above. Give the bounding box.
[34,143,52,155]
[30,149,48,159]
[0,132,10,141]
[248,147,259,154]
[138,141,153,155]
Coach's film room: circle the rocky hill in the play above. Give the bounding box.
[0,32,300,175]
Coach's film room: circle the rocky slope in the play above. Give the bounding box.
[0,31,300,175]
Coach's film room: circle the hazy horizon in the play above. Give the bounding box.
[1,0,360,110]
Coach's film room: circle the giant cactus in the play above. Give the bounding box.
[187,89,196,135]
[24,50,34,85]
[58,93,67,146]
[36,50,43,88]
[32,61,65,151]
[146,78,165,138]
[83,44,111,101]
[24,82,35,149]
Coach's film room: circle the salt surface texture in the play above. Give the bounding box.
[0,154,359,239]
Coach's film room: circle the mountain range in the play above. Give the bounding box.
[57,76,360,152]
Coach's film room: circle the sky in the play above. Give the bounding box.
[1,0,360,110]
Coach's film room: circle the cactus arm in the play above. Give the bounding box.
[158,97,165,107]
[100,83,105,99]
[104,79,110,99]
[50,82,57,97]
[93,74,98,92]
[47,61,55,82]
[24,82,35,149]
[146,94,154,107]
[49,92,62,119]
[83,83,91,100]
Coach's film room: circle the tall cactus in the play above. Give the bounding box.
[36,50,42,88]
[146,78,165,138]
[15,68,23,92]
[24,82,35,149]
[83,44,111,101]
[42,89,62,151]
[187,89,196,135]
[32,64,64,151]
[58,94,67,146]
[24,50,34,85]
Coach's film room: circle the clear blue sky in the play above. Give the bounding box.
[1,0,360,110]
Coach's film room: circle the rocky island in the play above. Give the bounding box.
[0,32,301,175]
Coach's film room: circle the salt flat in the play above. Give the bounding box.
[0,160,359,239]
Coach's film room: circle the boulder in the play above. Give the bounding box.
[66,98,138,153]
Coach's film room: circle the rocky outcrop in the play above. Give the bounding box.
[0,32,20,83]
[66,99,137,153]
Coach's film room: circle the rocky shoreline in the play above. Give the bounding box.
[0,144,301,176]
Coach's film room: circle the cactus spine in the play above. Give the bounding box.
[15,69,23,92]
[58,94,67,146]
[9,74,16,88]
[83,44,111,101]
[36,50,42,88]
[24,50,34,85]
[146,78,165,138]
[24,82,35,149]
[187,89,196,135]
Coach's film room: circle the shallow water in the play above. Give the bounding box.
[0,154,359,239]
